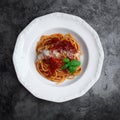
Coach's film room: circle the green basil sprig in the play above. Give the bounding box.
[62,58,81,73]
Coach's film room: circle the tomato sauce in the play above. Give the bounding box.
[49,38,77,53]
[43,57,63,76]
[45,38,60,45]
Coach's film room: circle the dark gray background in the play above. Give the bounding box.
[0,0,120,120]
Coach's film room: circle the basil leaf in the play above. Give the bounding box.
[62,64,69,69]
[63,58,70,63]
[69,60,81,67]
[68,66,76,73]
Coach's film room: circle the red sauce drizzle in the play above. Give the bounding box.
[45,38,60,45]
[43,57,63,76]
[49,38,77,53]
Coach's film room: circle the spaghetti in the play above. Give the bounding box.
[35,33,82,83]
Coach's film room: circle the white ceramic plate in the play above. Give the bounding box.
[13,12,104,102]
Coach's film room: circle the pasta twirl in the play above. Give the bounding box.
[35,33,82,83]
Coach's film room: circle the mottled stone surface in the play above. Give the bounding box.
[0,0,120,120]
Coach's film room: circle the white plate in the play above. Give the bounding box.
[13,12,104,102]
